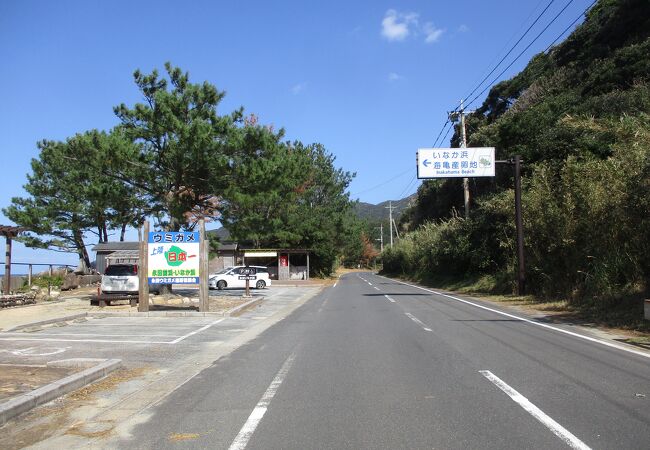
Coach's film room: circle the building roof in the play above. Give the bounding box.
[105,250,139,259]
[92,241,140,252]
[218,243,238,252]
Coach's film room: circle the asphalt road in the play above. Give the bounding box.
[110,272,650,450]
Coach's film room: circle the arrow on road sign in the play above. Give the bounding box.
[422,159,431,167]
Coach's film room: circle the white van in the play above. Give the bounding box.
[100,264,161,295]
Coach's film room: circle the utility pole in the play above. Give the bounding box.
[385,201,395,248]
[449,100,471,218]
[376,223,384,252]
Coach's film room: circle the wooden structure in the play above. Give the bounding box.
[92,241,140,274]
[1,225,25,295]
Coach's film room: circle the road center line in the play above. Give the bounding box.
[384,295,396,303]
[479,370,591,450]
[229,352,296,450]
[373,286,380,291]
[380,276,650,360]
[404,313,433,332]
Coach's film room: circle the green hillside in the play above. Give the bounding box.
[386,0,650,322]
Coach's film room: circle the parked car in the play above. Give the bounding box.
[208,266,271,290]
[100,264,161,295]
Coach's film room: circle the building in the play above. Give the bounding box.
[92,242,139,274]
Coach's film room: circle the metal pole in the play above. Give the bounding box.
[4,236,11,295]
[386,202,394,248]
[28,264,32,287]
[199,219,209,312]
[514,155,526,295]
[138,221,150,312]
[460,100,470,218]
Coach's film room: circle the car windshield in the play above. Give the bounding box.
[105,265,136,276]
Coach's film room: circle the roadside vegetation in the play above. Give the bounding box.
[4,64,368,276]
[384,0,650,326]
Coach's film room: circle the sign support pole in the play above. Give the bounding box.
[496,157,526,296]
[514,155,526,296]
[138,221,150,312]
[199,219,209,312]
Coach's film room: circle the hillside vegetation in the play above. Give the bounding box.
[386,0,650,321]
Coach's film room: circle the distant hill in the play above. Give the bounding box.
[353,194,416,222]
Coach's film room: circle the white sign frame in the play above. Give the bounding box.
[417,147,496,178]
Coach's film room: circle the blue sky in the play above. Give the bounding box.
[0,0,594,267]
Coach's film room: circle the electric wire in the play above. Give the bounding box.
[350,167,412,197]
[463,0,578,110]
[543,0,597,53]
[459,0,558,109]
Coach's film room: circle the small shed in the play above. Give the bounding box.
[241,248,310,280]
[92,242,139,275]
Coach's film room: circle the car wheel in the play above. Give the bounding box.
[217,280,227,290]
[255,280,266,289]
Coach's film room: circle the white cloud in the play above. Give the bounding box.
[388,72,402,81]
[381,9,419,41]
[291,82,307,95]
[423,22,444,43]
[458,24,469,33]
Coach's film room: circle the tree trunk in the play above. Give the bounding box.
[120,223,127,241]
[73,229,91,274]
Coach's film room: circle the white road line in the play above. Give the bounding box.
[0,333,183,338]
[169,318,225,344]
[0,318,226,345]
[404,313,433,332]
[479,370,591,450]
[373,286,380,291]
[333,282,337,288]
[0,337,174,344]
[229,353,296,450]
[384,295,396,303]
[380,276,650,360]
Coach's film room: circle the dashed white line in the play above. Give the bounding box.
[480,370,591,450]
[229,352,296,450]
[380,276,650,360]
[384,295,396,303]
[404,313,433,332]
[373,286,380,291]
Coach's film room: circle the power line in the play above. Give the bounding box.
[398,175,417,199]
[432,119,450,147]
[543,0,597,53]
[350,167,412,197]
[464,0,579,110]
[460,0,558,108]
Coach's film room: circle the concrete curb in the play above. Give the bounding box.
[226,297,264,317]
[6,313,89,332]
[0,358,122,426]
[89,311,225,318]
